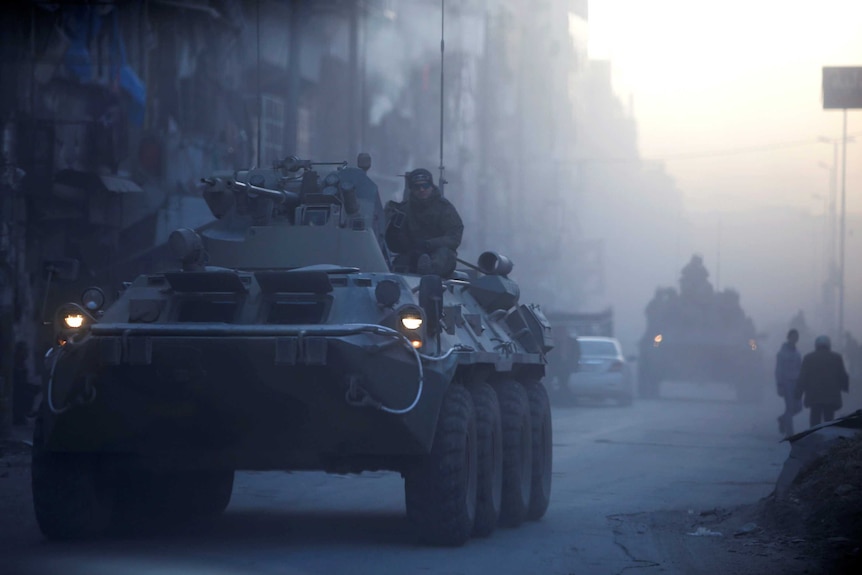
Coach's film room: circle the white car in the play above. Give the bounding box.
[566,336,634,406]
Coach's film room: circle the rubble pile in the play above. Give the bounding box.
[761,432,862,573]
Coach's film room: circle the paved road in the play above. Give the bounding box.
[3,382,791,575]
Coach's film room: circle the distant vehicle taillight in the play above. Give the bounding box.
[609,360,624,372]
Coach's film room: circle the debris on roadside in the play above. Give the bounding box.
[733,522,759,536]
[759,413,862,574]
[687,526,723,537]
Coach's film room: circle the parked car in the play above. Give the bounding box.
[565,336,634,406]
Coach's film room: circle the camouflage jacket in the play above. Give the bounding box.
[384,187,463,255]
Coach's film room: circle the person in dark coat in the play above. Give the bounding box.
[385,168,464,277]
[775,328,802,436]
[794,335,849,427]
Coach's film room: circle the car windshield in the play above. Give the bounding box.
[579,339,618,357]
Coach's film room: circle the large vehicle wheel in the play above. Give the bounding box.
[405,384,477,546]
[492,380,532,528]
[113,467,234,533]
[526,381,552,521]
[31,419,116,540]
[162,468,235,516]
[469,381,503,537]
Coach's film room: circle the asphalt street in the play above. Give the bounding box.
[1,381,792,575]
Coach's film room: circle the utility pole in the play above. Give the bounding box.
[821,66,861,351]
[838,109,848,350]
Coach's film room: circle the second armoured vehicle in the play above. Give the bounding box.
[637,255,765,401]
[32,154,554,546]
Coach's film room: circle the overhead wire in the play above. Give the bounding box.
[561,132,862,165]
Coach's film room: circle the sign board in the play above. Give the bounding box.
[823,66,862,109]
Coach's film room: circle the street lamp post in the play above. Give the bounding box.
[818,134,855,346]
[821,65,861,351]
[839,112,847,350]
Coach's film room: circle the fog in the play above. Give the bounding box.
[358,0,862,358]
[2,0,859,362]
[586,0,862,356]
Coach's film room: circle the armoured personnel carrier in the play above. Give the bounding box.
[32,154,554,546]
[637,255,765,401]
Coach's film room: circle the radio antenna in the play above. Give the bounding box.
[438,0,446,194]
[256,0,262,168]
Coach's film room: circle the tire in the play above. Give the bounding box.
[492,380,532,528]
[31,418,116,540]
[468,381,503,537]
[115,467,234,530]
[405,384,477,546]
[171,468,235,516]
[526,381,552,521]
[105,465,234,537]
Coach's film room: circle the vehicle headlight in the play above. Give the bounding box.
[64,314,85,329]
[401,315,423,330]
[81,287,105,312]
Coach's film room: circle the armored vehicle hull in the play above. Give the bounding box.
[637,331,765,401]
[32,156,554,546]
[637,256,765,402]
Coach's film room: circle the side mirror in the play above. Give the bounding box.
[418,274,444,337]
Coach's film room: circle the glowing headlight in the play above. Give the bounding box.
[64,314,85,329]
[401,315,423,330]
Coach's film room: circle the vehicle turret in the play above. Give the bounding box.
[194,154,389,272]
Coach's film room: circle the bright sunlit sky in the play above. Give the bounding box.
[587,0,862,215]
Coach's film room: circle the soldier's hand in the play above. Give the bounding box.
[385,201,406,228]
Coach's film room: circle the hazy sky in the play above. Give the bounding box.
[587,0,862,216]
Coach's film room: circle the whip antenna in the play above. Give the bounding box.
[438,0,446,194]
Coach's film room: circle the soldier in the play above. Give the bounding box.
[794,335,850,427]
[385,168,464,277]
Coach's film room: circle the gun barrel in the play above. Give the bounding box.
[229,180,300,204]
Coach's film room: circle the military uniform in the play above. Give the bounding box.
[385,169,463,277]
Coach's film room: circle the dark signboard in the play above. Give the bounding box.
[823,66,862,109]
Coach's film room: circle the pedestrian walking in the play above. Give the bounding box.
[775,329,802,436]
[795,335,850,427]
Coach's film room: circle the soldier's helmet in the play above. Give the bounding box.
[407,168,435,189]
